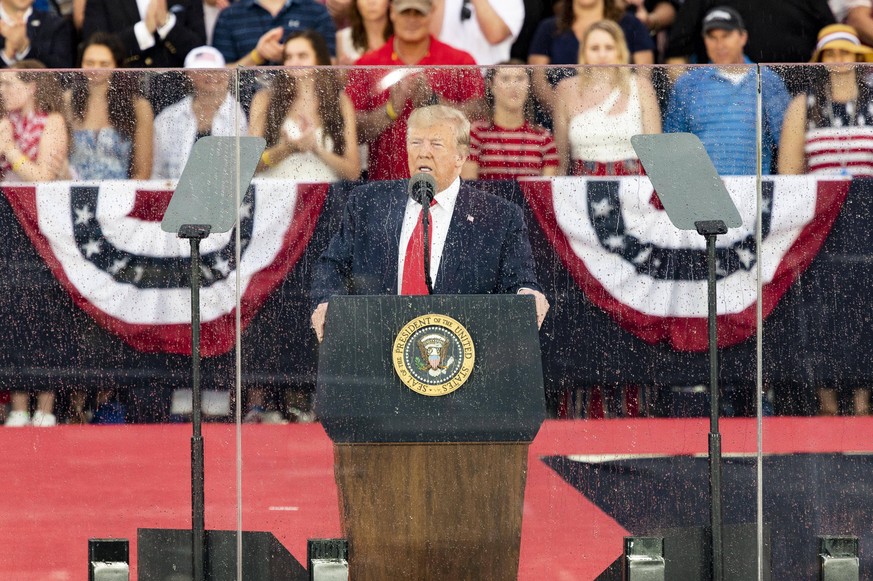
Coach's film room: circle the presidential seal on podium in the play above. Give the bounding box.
[392,314,475,396]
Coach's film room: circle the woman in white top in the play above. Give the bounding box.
[553,20,661,176]
[336,0,392,65]
[250,30,360,182]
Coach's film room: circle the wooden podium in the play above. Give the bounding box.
[316,295,545,580]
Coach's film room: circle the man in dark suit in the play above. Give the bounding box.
[0,0,74,68]
[82,0,206,68]
[310,104,549,341]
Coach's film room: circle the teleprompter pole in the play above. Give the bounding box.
[179,224,211,581]
[696,219,726,581]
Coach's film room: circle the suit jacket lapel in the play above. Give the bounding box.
[383,183,407,294]
[435,184,476,293]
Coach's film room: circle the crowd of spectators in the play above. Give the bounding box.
[0,0,866,184]
[0,0,867,185]
[3,0,873,424]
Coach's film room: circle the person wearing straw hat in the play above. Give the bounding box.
[779,24,873,177]
[778,23,873,418]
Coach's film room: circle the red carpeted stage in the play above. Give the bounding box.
[1,417,871,580]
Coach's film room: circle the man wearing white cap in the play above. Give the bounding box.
[151,46,247,179]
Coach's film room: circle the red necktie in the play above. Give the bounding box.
[401,201,436,295]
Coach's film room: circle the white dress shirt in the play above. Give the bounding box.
[133,0,178,52]
[397,177,460,293]
[829,0,871,22]
[151,92,247,179]
[437,0,525,65]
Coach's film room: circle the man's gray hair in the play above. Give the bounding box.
[407,105,471,155]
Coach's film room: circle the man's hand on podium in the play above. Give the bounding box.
[518,288,549,329]
[311,302,328,343]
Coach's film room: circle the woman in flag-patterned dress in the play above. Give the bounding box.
[778,23,873,416]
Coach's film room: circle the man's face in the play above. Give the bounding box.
[188,70,229,95]
[406,121,466,192]
[390,7,430,45]
[704,28,747,66]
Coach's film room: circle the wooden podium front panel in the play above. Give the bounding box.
[334,442,529,581]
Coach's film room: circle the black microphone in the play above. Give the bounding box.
[408,172,436,205]
[408,173,437,294]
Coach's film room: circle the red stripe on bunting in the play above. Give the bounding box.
[520,179,849,351]
[126,189,175,221]
[3,183,329,357]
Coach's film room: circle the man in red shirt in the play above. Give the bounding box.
[346,0,485,181]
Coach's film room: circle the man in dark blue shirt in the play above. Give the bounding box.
[212,0,336,66]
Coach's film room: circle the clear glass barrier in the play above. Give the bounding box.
[240,60,762,579]
[0,66,245,578]
[764,62,871,578]
[1,59,866,580]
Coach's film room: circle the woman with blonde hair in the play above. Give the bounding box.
[528,0,655,112]
[553,19,661,176]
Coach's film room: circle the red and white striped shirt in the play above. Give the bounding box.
[805,98,873,176]
[805,127,873,176]
[468,120,558,181]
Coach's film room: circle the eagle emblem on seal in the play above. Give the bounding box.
[416,333,456,377]
[393,313,475,396]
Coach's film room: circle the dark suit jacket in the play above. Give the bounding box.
[0,9,74,69]
[311,180,541,307]
[82,0,206,68]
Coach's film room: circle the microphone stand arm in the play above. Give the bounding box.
[422,202,433,294]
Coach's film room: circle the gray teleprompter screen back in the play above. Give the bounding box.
[631,133,742,231]
[161,136,266,234]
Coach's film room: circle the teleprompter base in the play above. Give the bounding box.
[137,528,306,581]
[596,524,770,581]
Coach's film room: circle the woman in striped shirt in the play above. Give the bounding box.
[779,24,873,177]
[461,60,558,181]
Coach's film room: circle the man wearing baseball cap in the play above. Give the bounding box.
[663,5,790,175]
[151,45,247,179]
[346,0,485,181]
[666,0,834,65]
